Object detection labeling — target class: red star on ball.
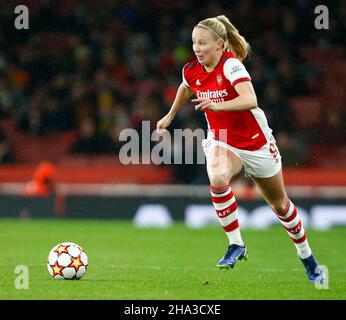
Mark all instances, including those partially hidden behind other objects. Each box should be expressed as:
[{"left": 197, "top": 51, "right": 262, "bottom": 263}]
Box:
[
  {"left": 69, "top": 257, "right": 83, "bottom": 271},
  {"left": 51, "top": 262, "right": 64, "bottom": 276},
  {"left": 54, "top": 244, "right": 69, "bottom": 255}
]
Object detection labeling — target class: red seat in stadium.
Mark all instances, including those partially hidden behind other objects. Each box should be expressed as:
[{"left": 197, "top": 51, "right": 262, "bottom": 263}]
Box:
[{"left": 289, "top": 97, "right": 322, "bottom": 128}]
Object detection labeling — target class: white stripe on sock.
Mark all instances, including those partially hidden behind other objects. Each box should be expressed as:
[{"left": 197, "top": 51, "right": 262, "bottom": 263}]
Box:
[
  {"left": 296, "top": 241, "right": 312, "bottom": 259},
  {"left": 281, "top": 214, "right": 300, "bottom": 229},
  {"left": 210, "top": 188, "right": 231, "bottom": 198},
  {"left": 218, "top": 208, "right": 238, "bottom": 227},
  {"left": 212, "top": 196, "right": 236, "bottom": 211},
  {"left": 226, "top": 229, "right": 244, "bottom": 246}
]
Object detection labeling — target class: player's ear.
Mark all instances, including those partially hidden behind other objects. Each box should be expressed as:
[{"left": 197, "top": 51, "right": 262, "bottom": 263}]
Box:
[{"left": 216, "top": 39, "right": 224, "bottom": 50}]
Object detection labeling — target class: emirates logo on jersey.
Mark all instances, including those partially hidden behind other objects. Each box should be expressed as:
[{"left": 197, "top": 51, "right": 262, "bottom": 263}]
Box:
[
  {"left": 196, "top": 89, "right": 228, "bottom": 103},
  {"left": 196, "top": 89, "right": 228, "bottom": 99},
  {"left": 216, "top": 74, "right": 223, "bottom": 86}
]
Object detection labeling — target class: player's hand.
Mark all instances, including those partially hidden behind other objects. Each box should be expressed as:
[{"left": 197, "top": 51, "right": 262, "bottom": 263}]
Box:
[
  {"left": 191, "top": 98, "right": 219, "bottom": 112},
  {"left": 156, "top": 113, "right": 174, "bottom": 134}
]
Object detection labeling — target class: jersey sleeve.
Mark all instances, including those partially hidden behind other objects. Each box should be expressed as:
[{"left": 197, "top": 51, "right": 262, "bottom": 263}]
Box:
[
  {"left": 223, "top": 58, "right": 251, "bottom": 86},
  {"left": 182, "top": 64, "right": 190, "bottom": 87}
]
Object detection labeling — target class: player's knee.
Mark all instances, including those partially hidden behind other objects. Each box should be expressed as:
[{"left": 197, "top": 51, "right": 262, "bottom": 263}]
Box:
[
  {"left": 270, "top": 197, "right": 289, "bottom": 215},
  {"left": 209, "top": 174, "right": 231, "bottom": 187}
]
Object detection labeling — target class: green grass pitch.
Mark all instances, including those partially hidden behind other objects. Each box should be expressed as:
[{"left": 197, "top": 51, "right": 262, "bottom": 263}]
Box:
[{"left": 0, "top": 219, "right": 345, "bottom": 300}]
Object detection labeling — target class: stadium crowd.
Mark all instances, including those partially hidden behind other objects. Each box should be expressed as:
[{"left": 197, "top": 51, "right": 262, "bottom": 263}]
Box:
[{"left": 0, "top": 0, "right": 345, "bottom": 183}]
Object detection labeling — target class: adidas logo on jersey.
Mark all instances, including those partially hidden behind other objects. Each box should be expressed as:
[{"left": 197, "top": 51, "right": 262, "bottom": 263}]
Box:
[{"left": 196, "top": 79, "right": 201, "bottom": 86}]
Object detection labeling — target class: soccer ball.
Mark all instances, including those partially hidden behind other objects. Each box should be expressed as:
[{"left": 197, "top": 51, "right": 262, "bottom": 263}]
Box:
[{"left": 47, "top": 242, "right": 88, "bottom": 280}]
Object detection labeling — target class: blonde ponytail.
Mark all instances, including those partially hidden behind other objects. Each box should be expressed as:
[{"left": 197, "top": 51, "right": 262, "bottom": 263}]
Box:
[
  {"left": 196, "top": 15, "right": 250, "bottom": 62},
  {"left": 215, "top": 15, "right": 251, "bottom": 61}
]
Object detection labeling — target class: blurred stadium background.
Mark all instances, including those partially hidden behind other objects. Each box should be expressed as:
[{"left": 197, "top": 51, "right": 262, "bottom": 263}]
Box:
[{"left": 0, "top": 0, "right": 345, "bottom": 228}]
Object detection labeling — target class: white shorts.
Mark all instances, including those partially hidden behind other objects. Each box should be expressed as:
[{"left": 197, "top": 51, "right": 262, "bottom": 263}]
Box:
[{"left": 202, "top": 134, "right": 282, "bottom": 179}]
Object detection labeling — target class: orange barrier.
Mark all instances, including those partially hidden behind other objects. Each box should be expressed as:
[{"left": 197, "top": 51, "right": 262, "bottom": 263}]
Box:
[
  {"left": 283, "top": 168, "right": 346, "bottom": 186},
  {"left": 1, "top": 163, "right": 346, "bottom": 186},
  {"left": 0, "top": 162, "right": 172, "bottom": 184}
]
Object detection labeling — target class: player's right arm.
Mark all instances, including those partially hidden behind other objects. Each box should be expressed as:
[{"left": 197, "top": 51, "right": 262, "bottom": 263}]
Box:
[{"left": 156, "top": 82, "right": 193, "bottom": 133}]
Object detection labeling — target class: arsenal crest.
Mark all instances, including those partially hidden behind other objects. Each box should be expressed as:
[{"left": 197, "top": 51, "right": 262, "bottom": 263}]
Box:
[{"left": 216, "top": 74, "right": 223, "bottom": 86}]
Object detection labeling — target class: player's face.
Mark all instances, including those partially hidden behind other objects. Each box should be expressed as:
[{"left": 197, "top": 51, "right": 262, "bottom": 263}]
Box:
[{"left": 192, "top": 27, "right": 222, "bottom": 67}]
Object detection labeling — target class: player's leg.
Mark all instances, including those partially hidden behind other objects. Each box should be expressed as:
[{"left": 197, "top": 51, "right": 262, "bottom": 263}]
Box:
[
  {"left": 251, "top": 169, "right": 311, "bottom": 256},
  {"left": 205, "top": 143, "right": 247, "bottom": 268},
  {"left": 251, "top": 169, "right": 325, "bottom": 282}
]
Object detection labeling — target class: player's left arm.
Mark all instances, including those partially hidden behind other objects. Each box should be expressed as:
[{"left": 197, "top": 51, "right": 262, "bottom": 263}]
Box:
[
  {"left": 192, "top": 81, "right": 258, "bottom": 112},
  {"left": 218, "top": 81, "right": 258, "bottom": 111}
]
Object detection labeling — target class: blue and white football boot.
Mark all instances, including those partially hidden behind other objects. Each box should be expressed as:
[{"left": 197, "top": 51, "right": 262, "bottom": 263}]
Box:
[
  {"left": 300, "top": 254, "right": 325, "bottom": 283},
  {"left": 217, "top": 244, "right": 248, "bottom": 269}
]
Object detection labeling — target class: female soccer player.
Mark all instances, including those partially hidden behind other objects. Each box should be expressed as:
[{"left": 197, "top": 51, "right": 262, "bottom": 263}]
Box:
[{"left": 156, "top": 15, "right": 324, "bottom": 283}]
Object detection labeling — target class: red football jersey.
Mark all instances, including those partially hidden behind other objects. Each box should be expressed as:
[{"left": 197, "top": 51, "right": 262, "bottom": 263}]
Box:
[{"left": 183, "top": 51, "right": 271, "bottom": 151}]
